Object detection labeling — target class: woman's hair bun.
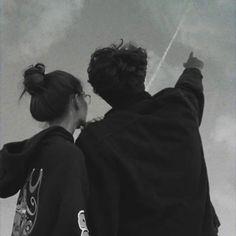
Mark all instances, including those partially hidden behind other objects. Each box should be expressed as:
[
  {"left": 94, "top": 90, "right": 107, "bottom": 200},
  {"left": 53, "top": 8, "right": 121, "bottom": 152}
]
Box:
[
  {"left": 34, "top": 63, "right": 45, "bottom": 74},
  {"left": 23, "top": 63, "right": 46, "bottom": 96}
]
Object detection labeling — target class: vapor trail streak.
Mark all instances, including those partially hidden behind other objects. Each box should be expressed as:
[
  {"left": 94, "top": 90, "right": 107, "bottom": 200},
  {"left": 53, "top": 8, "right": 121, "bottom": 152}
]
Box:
[{"left": 146, "top": 1, "right": 192, "bottom": 91}]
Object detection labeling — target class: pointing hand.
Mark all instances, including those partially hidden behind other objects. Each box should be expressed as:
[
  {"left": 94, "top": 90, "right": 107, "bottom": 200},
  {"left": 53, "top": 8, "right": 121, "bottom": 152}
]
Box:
[{"left": 183, "top": 52, "right": 204, "bottom": 71}]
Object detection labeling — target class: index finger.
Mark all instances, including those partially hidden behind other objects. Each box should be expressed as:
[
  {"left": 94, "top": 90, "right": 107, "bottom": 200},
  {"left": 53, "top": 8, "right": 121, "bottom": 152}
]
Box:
[{"left": 189, "top": 51, "right": 194, "bottom": 58}]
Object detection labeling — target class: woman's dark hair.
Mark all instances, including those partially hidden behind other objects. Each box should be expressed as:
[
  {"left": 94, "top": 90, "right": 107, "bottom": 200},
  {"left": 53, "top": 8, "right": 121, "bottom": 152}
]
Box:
[
  {"left": 20, "top": 63, "right": 83, "bottom": 122},
  {"left": 87, "top": 40, "right": 147, "bottom": 107}
]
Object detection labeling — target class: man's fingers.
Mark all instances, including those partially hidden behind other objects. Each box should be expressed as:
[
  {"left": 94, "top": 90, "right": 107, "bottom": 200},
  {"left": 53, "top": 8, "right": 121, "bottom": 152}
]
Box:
[
  {"left": 189, "top": 51, "right": 194, "bottom": 59},
  {"left": 184, "top": 51, "right": 204, "bottom": 70}
]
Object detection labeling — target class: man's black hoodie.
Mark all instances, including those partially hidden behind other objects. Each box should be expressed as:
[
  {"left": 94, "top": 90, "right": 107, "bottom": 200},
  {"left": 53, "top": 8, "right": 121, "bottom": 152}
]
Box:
[
  {"left": 76, "top": 68, "right": 220, "bottom": 236},
  {"left": 0, "top": 126, "right": 89, "bottom": 236}
]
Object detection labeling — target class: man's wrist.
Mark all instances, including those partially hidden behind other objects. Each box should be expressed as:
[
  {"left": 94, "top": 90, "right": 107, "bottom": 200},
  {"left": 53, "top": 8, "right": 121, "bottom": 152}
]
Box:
[{"left": 183, "top": 67, "right": 203, "bottom": 76}]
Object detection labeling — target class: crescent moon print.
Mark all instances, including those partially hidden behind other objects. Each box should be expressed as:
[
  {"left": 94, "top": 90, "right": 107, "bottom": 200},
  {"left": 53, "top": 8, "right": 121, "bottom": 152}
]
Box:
[
  {"left": 78, "top": 210, "right": 89, "bottom": 236},
  {"left": 11, "top": 169, "right": 43, "bottom": 236}
]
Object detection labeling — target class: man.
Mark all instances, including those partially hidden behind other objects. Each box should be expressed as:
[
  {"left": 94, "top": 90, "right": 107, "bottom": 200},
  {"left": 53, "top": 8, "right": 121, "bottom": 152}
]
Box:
[{"left": 76, "top": 41, "right": 220, "bottom": 236}]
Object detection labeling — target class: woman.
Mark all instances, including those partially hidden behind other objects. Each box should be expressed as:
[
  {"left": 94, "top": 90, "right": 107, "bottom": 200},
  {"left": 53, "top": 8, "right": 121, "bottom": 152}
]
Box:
[{"left": 0, "top": 64, "right": 90, "bottom": 236}]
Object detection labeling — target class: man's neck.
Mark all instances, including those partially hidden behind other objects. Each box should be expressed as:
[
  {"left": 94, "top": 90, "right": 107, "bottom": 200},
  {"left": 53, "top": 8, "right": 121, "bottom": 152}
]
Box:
[{"left": 113, "top": 91, "right": 151, "bottom": 110}]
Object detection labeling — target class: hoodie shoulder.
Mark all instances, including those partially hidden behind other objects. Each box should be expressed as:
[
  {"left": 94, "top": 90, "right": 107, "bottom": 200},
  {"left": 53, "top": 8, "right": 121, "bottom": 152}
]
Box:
[
  {"left": 0, "top": 127, "right": 83, "bottom": 198},
  {"left": 0, "top": 139, "right": 30, "bottom": 198},
  {"left": 47, "top": 134, "right": 85, "bottom": 163}
]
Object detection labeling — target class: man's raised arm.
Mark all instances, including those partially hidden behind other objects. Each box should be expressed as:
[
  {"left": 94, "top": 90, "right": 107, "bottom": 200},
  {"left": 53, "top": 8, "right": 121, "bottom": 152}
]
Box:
[{"left": 175, "top": 52, "right": 204, "bottom": 125}]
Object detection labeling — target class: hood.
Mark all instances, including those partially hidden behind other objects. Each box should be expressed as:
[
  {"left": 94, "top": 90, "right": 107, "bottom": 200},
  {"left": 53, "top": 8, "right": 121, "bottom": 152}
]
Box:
[{"left": 0, "top": 126, "right": 73, "bottom": 198}]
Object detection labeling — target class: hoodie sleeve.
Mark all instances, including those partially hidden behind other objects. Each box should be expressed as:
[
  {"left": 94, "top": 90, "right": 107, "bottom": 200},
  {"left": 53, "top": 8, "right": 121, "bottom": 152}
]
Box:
[
  {"left": 50, "top": 147, "right": 90, "bottom": 236},
  {"left": 175, "top": 68, "right": 204, "bottom": 126},
  {"left": 0, "top": 140, "right": 29, "bottom": 198}
]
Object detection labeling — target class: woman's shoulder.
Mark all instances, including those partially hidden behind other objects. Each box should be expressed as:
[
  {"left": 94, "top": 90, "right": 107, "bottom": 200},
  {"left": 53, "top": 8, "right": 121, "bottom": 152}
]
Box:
[
  {"left": 51, "top": 136, "right": 84, "bottom": 159},
  {"left": 37, "top": 133, "right": 85, "bottom": 169}
]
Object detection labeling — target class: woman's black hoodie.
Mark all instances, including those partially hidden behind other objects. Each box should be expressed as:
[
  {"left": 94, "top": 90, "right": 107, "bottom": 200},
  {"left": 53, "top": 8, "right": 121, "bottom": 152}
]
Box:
[{"left": 0, "top": 126, "right": 89, "bottom": 236}]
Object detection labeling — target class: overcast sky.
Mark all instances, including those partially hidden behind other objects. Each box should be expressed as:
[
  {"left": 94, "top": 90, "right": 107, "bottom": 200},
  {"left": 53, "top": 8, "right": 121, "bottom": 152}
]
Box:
[{"left": 0, "top": 0, "right": 236, "bottom": 235}]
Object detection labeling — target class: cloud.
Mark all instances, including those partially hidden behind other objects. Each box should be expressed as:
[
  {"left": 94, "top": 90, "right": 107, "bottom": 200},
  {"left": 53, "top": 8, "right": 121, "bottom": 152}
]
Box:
[
  {"left": 1, "top": 0, "right": 84, "bottom": 61},
  {"left": 176, "top": 0, "right": 236, "bottom": 77},
  {"left": 138, "top": 0, "right": 236, "bottom": 79},
  {"left": 211, "top": 185, "right": 236, "bottom": 236},
  {"left": 138, "top": 0, "right": 236, "bottom": 93},
  {"left": 137, "top": 0, "right": 189, "bottom": 36},
  {"left": 211, "top": 115, "right": 236, "bottom": 154},
  {"left": 145, "top": 50, "right": 181, "bottom": 92}
]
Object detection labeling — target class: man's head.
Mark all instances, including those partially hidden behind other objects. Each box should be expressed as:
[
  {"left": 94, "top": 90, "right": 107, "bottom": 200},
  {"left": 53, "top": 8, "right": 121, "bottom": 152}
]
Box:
[{"left": 87, "top": 40, "right": 147, "bottom": 108}]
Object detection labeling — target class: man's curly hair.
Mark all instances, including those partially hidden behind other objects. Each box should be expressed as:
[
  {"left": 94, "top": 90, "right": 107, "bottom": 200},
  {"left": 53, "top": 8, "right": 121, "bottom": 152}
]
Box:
[{"left": 87, "top": 40, "right": 147, "bottom": 107}]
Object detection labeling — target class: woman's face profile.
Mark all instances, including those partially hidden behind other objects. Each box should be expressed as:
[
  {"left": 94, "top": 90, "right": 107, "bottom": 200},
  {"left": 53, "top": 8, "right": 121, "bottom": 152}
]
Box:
[{"left": 74, "top": 93, "right": 88, "bottom": 128}]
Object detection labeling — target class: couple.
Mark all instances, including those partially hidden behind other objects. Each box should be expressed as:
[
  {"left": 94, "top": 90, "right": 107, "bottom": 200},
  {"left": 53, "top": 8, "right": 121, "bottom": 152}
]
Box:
[{"left": 0, "top": 41, "right": 220, "bottom": 236}]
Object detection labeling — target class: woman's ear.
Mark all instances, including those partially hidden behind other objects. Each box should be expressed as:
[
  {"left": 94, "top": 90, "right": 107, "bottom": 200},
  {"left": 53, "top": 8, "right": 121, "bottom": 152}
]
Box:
[{"left": 72, "top": 94, "right": 80, "bottom": 110}]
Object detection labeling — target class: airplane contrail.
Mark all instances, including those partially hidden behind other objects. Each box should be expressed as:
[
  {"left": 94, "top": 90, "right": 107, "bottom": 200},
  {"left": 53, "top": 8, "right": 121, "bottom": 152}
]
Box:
[{"left": 146, "top": 1, "right": 193, "bottom": 91}]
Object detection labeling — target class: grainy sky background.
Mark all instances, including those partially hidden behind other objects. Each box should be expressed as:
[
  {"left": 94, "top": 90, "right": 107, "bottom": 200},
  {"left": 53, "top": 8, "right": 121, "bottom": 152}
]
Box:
[{"left": 0, "top": 0, "right": 235, "bottom": 235}]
